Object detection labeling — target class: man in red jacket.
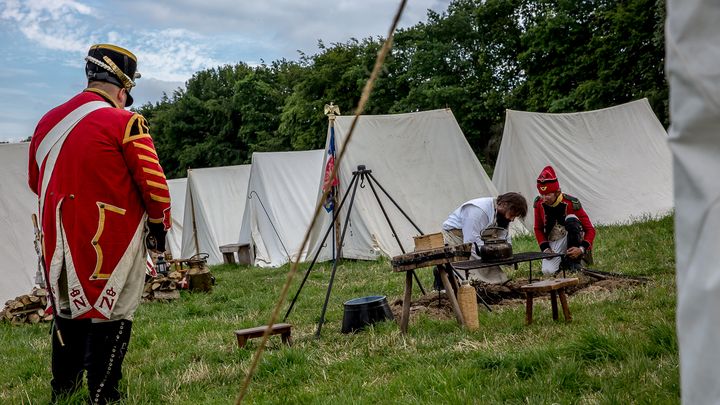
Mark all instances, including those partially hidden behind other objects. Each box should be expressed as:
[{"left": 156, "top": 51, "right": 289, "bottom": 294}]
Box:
[
  {"left": 533, "top": 166, "right": 595, "bottom": 275},
  {"left": 28, "top": 44, "right": 171, "bottom": 404}
]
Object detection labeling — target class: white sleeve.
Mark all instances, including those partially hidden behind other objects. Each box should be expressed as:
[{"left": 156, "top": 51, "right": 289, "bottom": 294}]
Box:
[{"left": 460, "top": 205, "right": 491, "bottom": 247}]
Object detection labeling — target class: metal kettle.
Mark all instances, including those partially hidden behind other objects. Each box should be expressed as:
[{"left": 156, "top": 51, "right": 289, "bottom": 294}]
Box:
[{"left": 479, "top": 226, "right": 513, "bottom": 262}]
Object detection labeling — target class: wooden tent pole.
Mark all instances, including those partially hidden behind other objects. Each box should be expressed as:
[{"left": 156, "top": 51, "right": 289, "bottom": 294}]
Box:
[{"left": 188, "top": 169, "right": 200, "bottom": 256}]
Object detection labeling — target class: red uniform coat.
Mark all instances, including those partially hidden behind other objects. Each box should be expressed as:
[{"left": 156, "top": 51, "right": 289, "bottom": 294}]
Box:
[
  {"left": 533, "top": 193, "right": 595, "bottom": 252},
  {"left": 28, "top": 89, "right": 171, "bottom": 320}
]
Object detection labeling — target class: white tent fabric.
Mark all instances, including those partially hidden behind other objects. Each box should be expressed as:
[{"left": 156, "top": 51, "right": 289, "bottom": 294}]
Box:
[
  {"left": 0, "top": 143, "right": 39, "bottom": 303},
  {"left": 492, "top": 98, "right": 673, "bottom": 230},
  {"left": 239, "top": 150, "right": 325, "bottom": 267},
  {"left": 181, "top": 165, "right": 251, "bottom": 265},
  {"left": 307, "top": 109, "right": 504, "bottom": 261},
  {"left": 166, "top": 178, "right": 186, "bottom": 259},
  {"left": 667, "top": 2, "right": 720, "bottom": 403}
]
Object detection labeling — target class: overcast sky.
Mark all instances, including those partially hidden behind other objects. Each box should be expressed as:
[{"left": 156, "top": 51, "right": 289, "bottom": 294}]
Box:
[{"left": 0, "top": 0, "right": 451, "bottom": 142}]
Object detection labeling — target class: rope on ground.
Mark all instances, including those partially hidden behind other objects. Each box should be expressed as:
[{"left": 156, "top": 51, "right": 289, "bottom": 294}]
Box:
[{"left": 235, "top": 1, "right": 408, "bottom": 402}]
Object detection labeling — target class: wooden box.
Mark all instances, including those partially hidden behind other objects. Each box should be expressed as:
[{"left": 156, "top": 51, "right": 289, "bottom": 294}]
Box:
[{"left": 413, "top": 232, "right": 445, "bottom": 251}]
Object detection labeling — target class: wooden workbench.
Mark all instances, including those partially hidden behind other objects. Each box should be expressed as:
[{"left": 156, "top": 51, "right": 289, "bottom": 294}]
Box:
[{"left": 391, "top": 244, "right": 472, "bottom": 333}]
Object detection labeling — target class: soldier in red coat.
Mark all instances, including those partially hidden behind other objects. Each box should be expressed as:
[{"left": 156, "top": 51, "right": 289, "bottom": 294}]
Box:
[
  {"left": 28, "top": 44, "right": 171, "bottom": 404},
  {"left": 533, "top": 166, "right": 595, "bottom": 275}
]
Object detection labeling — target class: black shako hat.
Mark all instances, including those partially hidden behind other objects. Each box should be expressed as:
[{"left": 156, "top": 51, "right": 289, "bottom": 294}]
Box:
[{"left": 85, "top": 44, "right": 141, "bottom": 106}]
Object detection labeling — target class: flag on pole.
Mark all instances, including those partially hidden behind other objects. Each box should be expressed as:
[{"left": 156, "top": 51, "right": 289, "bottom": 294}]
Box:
[{"left": 322, "top": 125, "right": 338, "bottom": 212}]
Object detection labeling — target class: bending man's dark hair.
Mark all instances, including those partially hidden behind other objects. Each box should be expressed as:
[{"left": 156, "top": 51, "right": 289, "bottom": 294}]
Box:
[{"left": 497, "top": 192, "right": 528, "bottom": 219}]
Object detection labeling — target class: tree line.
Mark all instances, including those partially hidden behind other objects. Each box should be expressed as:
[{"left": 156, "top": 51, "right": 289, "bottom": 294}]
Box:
[{"left": 137, "top": 0, "right": 667, "bottom": 179}]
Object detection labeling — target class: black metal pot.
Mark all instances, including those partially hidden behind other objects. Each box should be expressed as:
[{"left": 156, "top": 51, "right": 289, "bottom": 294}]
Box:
[
  {"left": 479, "top": 226, "right": 513, "bottom": 261},
  {"left": 480, "top": 240, "right": 513, "bottom": 261},
  {"left": 341, "top": 296, "right": 394, "bottom": 333}
]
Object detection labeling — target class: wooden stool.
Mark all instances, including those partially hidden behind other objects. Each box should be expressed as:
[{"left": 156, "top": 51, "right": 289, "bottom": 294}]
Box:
[
  {"left": 219, "top": 243, "right": 251, "bottom": 265},
  {"left": 520, "top": 278, "right": 579, "bottom": 325},
  {"left": 234, "top": 323, "right": 292, "bottom": 348}
]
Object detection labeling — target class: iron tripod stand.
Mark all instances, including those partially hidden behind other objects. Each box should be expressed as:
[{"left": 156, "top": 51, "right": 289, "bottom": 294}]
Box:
[{"left": 284, "top": 165, "right": 427, "bottom": 337}]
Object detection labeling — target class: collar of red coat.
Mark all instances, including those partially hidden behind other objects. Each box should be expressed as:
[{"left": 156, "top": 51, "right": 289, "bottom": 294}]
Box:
[
  {"left": 83, "top": 88, "right": 120, "bottom": 108},
  {"left": 547, "top": 193, "right": 564, "bottom": 208}
]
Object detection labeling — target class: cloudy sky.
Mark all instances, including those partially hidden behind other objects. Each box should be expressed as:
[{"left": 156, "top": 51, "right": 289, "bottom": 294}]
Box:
[{"left": 0, "top": 0, "right": 451, "bottom": 142}]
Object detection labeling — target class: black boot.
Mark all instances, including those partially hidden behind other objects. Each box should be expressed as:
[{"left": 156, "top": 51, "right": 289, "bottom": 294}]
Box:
[
  {"left": 50, "top": 315, "right": 91, "bottom": 402},
  {"left": 86, "top": 320, "right": 132, "bottom": 405}
]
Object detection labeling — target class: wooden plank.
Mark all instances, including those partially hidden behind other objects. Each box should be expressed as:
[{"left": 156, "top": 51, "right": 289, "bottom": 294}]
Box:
[
  {"left": 235, "top": 323, "right": 293, "bottom": 349},
  {"left": 393, "top": 255, "right": 470, "bottom": 272},
  {"left": 234, "top": 323, "right": 292, "bottom": 339},
  {"left": 391, "top": 244, "right": 472, "bottom": 272},
  {"left": 219, "top": 243, "right": 248, "bottom": 253},
  {"left": 520, "top": 277, "right": 579, "bottom": 293}
]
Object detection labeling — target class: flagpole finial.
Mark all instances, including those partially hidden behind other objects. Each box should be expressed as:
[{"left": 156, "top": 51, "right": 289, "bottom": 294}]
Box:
[{"left": 324, "top": 102, "right": 340, "bottom": 119}]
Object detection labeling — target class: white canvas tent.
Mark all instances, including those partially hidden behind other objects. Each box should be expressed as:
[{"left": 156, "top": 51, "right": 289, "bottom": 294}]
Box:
[
  {"left": 0, "top": 143, "right": 39, "bottom": 304},
  {"left": 307, "top": 109, "right": 505, "bottom": 261},
  {"left": 181, "top": 165, "right": 251, "bottom": 265},
  {"left": 239, "top": 150, "right": 325, "bottom": 267},
  {"left": 492, "top": 98, "right": 673, "bottom": 230},
  {"left": 166, "top": 178, "right": 186, "bottom": 259}
]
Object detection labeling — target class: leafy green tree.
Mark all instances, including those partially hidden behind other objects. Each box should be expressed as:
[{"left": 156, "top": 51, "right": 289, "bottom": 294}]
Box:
[
  {"left": 279, "top": 39, "right": 385, "bottom": 151},
  {"left": 139, "top": 0, "right": 668, "bottom": 176},
  {"left": 514, "top": 0, "right": 667, "bottom": 124}
]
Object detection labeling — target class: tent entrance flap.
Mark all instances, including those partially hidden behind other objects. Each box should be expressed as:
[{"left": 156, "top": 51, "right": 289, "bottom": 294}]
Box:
[{"left": 285, "top": 165, "right": 426, "bottom": 337}]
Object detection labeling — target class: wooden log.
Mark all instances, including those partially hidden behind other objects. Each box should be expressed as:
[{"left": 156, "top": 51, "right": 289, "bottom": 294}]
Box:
[
  {"left": 151, "top": 282, "right": 161, "bottom": 291},
  {"left": 187, "top": 268, "right": 213, "bottom": 292},
  {"left": 28, "top": 313, "right": 41, "bottom": 324},
  {"left": 34, "top": 289, "right": 48, "bottom": 297},
  {"left": 29, "top": 296, "right": 40, "bottom": 303},
  {"left": 9, "top": 306, "right": 45, "bottom": 316}
]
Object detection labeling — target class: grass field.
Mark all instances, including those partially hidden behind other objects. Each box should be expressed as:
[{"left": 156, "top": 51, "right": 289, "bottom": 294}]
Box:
[{"left": 0, "top": 215, "right": 678, "bottom": 404}]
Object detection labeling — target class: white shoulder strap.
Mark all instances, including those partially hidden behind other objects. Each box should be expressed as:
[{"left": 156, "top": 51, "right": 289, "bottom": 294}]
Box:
[
  {"left": 37, "top": 100, "right": 111, "bottom": 222},
  {"left": 35, "top": 100, "right": 110, "bottom": 168}
]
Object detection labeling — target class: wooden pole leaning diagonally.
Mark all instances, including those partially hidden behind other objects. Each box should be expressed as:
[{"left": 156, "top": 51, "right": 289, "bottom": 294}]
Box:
[{"left": 235, "top": 1, "right": 409, "bottom": 403}]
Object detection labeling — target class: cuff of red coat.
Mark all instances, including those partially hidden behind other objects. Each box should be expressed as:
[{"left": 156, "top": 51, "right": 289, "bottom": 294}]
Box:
[{"left": 148, "top": 209, "right": 171, "bottom": 230}]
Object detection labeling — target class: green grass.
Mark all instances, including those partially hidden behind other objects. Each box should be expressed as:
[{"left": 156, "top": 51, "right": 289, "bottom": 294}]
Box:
[{"left": 0, "top": 215, "right": 678, "bottom": 404}]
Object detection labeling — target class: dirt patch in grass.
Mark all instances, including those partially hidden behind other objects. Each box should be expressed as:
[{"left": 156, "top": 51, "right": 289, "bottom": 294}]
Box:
[
  {"left": 390, "top": 292, "right": 456, "bottom": 321},
  {"left": 390, "top": 273, "right": 647, "bottom": 321}
]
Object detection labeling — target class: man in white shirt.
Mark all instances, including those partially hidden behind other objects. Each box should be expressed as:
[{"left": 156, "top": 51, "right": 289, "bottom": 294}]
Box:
[{"left": 437, "top": 192, "right": 527, "bottom": 285}]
